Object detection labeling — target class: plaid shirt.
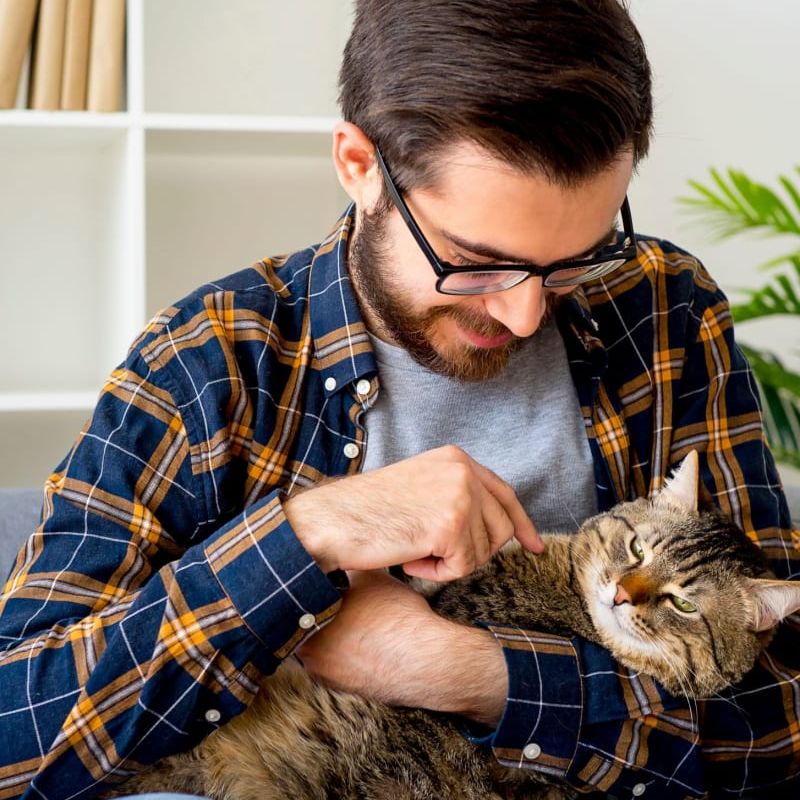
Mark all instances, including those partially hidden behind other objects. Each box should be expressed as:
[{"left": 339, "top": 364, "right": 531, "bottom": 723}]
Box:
[{"left": 0, "top": 208, "right": 798, "bottom": 800}]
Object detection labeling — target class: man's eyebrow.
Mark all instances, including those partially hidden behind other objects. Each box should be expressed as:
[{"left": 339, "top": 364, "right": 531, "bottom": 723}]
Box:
[{"left": 440, "top": 223, "right": 619, "bottom": 265}]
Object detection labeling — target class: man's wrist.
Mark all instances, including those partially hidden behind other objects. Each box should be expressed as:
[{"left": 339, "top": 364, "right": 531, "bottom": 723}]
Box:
[
  {"left": 436, "top": 620, "right": 508, "bottom": 726},
  {"left": 283, "top": 492, "right": 339, "bottom": 574}
]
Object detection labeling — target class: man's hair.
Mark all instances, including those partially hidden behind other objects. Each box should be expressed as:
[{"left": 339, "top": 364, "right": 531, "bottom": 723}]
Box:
[{"left": 339, "top": 0, "right": 653, "bottom": 190}]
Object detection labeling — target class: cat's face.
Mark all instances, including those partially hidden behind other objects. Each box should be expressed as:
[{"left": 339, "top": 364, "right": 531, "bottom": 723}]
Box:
[
  {"left": 574, "top": 497, "right": 763, "bottom": 695},
  {"left": 572, "top": 451, "right": 800, "bottom": 697}
]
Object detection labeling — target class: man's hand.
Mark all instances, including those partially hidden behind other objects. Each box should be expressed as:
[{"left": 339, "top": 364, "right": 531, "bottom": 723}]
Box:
[
  {"left": 285, "top": 445, "right": 542, "bottom": 581},
  {"left": 296, "top": 570, "right": 508, "bottom": 725}
]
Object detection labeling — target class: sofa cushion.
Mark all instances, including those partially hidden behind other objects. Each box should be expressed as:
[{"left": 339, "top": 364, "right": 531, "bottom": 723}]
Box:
[{"left": 0, "top": 488, "right": 42, "bottom": 580}]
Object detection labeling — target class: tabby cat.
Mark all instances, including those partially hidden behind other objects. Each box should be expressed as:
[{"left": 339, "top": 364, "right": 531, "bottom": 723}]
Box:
[{"left": 111, "top": 451, "right": 800, "bottom": 800}]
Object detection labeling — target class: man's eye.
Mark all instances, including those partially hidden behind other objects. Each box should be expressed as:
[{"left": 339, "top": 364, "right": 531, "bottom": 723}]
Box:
[
  {"left": 451, "top": 253, "right": 486, "bottom": 268},
  {"left": 460, "top": 271, "right": 504, "bottom": 282}
]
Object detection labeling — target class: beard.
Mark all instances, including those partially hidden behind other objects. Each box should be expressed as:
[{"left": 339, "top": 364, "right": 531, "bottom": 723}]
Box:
[{"left": 347, "top": 201, "right": 566, "bottom": 382}]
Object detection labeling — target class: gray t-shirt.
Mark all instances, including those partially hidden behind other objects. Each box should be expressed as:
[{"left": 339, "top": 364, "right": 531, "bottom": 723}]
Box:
[{"left": 362, "top": 321, "right": 598, "bottom": 533}]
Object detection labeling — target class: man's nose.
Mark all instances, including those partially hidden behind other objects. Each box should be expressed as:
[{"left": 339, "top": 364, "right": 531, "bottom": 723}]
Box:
[{"left": 482, "top": 277, "right": 548, "bottom": 339}]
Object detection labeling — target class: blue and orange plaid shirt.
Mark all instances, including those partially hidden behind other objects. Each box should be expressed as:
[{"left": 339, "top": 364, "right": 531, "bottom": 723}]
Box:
[{"left": 0, "top": 208, "right": 798, "bottom": 799}]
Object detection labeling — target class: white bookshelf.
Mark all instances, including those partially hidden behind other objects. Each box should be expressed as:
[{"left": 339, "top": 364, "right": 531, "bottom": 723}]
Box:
[{"left": 0, "top": 0, "right": 352, "bottom": 487}]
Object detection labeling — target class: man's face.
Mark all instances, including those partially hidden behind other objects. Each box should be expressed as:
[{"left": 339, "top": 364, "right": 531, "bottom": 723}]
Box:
[{"left": 348, "top": 142, "right": 633, "bottom": 381}]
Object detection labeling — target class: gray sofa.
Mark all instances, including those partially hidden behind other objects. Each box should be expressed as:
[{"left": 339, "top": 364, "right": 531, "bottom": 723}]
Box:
[
  {"left": 2, "top": 485, "right": 800, "bottom": 581},
  {"left": 0, "top": 488, "right": 42, "bottom": 578}
]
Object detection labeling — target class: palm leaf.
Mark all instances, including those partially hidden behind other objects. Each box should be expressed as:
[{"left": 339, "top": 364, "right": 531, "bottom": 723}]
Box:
[
  {"left": 680, "top": 167, "right": 800, "bottom": 468},
  {"left": 730, "top": 257, "right": 800, "bottom": 322},
  {"left": 738, "top": 345, "right": 800, "bottom": 466},
  {"left": 679, "top": 167, "right": 800, "bottom": 242}
]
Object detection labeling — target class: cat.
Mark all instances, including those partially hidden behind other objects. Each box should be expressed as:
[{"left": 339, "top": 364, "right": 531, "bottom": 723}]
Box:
[{"left": 107, "top": 451, "right": 800, "bottom": 800}]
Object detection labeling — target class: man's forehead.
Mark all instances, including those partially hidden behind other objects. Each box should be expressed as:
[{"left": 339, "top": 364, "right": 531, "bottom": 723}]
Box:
[
  {"left": 420, "top": 140, "right": 634, "bottom": 197},
  {"left": 408, "top": 142, "right": 634, "bottom": 264}
]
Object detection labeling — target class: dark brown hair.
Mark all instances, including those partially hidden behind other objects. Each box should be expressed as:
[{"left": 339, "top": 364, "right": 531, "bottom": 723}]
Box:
[{"left": 339, "top": 0, "right": 653, "bottom": 190}]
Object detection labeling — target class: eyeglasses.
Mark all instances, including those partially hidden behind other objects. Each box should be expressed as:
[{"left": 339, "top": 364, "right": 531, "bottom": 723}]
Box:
[{"left": 374, "top": 147, "right": 637, "bottom": 296}]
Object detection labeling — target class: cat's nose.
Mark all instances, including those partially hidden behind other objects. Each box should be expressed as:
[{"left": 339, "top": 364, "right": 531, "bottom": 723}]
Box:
[
  {"left": 617, "top": 573, "right": 654, "bottom": 605},
  {"left": 614, "top": 584, "right": 632, "bottom": 605}
]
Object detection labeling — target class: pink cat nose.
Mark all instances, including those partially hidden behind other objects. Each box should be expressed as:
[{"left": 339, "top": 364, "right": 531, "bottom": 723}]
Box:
[{"left": 614, "top": 584, "right": 632, "bottom": 606}]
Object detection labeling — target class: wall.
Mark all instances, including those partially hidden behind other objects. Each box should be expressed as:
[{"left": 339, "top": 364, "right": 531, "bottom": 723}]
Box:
[{"left": 629, "top": 0, "right": 798, "bottom": 364}]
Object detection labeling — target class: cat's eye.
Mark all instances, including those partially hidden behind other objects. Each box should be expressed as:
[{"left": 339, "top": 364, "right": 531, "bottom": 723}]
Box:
[
  {"left": 670, "top": 595, "right": 697, "bottom": 613},
  {"left": 629, "top": 536, "right": 645, "bottom": 562}
]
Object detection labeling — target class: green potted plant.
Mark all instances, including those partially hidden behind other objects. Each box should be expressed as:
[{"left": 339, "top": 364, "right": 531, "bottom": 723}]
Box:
[{"left": 680, "top": 168, "right": 800, "bottom": 469}]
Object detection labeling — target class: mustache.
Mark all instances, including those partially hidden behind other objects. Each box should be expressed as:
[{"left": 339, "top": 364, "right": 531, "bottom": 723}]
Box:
[
  {"left": 424, "top": 305, "right": 513, "bottom": 339},
  {"left": 422, "top": 291, "right": 567, "bottom": 342}
]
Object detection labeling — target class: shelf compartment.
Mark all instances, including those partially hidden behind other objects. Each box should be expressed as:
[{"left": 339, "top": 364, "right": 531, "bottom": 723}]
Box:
[
  {"left": 145, "top": 127, "right": 348, "bottom": 316},
  {"left": 142, "top": 0, "right": 351, "bottom": 117},
  {"left": 0, "top": 125, "right": 138, "bottom": 394}
]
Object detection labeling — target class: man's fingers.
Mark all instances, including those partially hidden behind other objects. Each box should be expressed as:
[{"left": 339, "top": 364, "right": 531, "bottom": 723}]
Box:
[
  {"left": 477, "top": 482, "right": 515, "bottom": 558},
  {"left": 469, "top": 497, "right": 493, "bottom": 565},
  {"left": 403, "top": 556, "right": 463, "bottom": 582},
  {"left": 470, "top": 459, "right": 544, "bottom": 553}
]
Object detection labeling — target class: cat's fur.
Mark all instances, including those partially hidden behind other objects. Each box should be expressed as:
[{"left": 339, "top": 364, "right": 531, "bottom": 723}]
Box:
[{"left": 109, "top": 452, "right": 800, "bottom": 799}]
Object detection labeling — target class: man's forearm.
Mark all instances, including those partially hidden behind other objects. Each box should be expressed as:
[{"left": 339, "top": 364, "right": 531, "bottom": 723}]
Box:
[
  {"left": 296, "top": 571, "right": 509, "bottom": 723},
  {"left": 426, "top": 620, "right": 508, "bottom": 725}
]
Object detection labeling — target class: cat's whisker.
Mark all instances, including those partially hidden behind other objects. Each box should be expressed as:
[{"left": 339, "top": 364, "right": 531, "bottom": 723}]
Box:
[
  {"left": 637, "top": 628, "right": 700, "bottom": 737},
  {"left": 558, "top": 499, "right": 581, "bottom": 532}
]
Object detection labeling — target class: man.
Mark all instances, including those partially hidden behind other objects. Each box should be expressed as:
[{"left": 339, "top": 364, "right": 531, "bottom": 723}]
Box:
[{"left": 0, "top": 1, "right": 798, "bottom": 798}]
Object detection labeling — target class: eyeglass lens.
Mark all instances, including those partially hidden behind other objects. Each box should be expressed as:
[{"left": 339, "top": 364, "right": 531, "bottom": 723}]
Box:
[{"left": 439, "top": 258, "right": 629, "bottom": 295}]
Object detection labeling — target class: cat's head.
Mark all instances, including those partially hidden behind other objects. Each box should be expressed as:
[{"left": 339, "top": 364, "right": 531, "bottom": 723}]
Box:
[{"left": 573, "top": 451, "right": 800, "bottom": 697}]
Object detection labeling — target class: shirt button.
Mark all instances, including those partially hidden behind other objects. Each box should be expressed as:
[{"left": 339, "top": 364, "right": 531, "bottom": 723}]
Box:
[
  {"left": 355, "top": 379, "right": 371, "bottom": 396},
  {"left": 343, "top": 443, "right": 360, "bottom": 459},
  {"left": 632, "top": 783, "right": 646, "bottom": 797},
  {"left": 523, "top": 743, "right": 542, "bottom": 760},
  {"left": 324, "top": 376, "right": 337, "bottom": 392},
  {"left": 204, "top": 708, "right": 221, "bottom": 723},
  {"left": 298, "top": 613, "right": 316, "bottom": 630}
]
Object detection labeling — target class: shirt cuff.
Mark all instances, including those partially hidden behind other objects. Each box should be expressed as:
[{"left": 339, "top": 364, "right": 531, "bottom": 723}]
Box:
[
  {"left": 464, "top": 622, "right": 583, "bottom": 780},
  {"left": 203, "top": 489, "right": 342, "bottom": 660}
]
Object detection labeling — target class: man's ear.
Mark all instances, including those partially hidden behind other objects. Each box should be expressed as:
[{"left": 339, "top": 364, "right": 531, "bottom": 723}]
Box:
[{"left": 331, "top": 121, "right": 383, "bottom": 209}]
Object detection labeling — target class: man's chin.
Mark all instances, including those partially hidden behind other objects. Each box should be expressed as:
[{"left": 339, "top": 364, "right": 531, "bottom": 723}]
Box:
[{"left": 419, "top": 338, "right": 521, "bottom": 382}]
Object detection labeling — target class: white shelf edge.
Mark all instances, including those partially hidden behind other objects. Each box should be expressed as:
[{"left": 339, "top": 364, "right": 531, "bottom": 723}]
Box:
[
  {"left": 0, "top": 392, "right": 98, "bottom": 413},
  {"left": 142, "top": 112, "right": 339, "bottom": 134},
  {"left": 0, "top": 111, "right": 341, "bottom": 134},
  {"left": 0, "top": 110, "right": 131, "bottom": 128}
]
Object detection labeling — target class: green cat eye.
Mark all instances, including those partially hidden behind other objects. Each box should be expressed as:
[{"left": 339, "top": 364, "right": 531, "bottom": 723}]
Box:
[
  {"left": 670, "top": 595, "right": 697, "bottom": 613},
  {"left": 630, "top": 537, "right": 645, "bottom": 561}
]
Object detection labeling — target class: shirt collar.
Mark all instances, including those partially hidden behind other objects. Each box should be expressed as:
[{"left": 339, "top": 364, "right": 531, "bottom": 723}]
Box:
[
  {"left": 561, "top": 285, "right": 605, "bottom": 352},
  {"left": 308, "top": 205, "right": 379, "bottom": 397}
]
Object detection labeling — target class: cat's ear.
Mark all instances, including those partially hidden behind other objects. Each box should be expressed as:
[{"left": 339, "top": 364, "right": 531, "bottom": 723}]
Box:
[
  {"left": 746, "top": 578, "right": 800, "bottom": 632},
  {"left": 655, "top": 450, "right": 699, "bottom": 513}
]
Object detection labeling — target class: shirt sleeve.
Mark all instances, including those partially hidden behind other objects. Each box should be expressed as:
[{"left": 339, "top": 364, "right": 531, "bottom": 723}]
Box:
[
  {"left": 467, "top": 626, "right": 705, "bottom": 799},
  {"left": 470, "top": 262, "right": 800, "bottom": 798},
  {"left": 0, "top": 351, "right": 342, "bottom": 800}
]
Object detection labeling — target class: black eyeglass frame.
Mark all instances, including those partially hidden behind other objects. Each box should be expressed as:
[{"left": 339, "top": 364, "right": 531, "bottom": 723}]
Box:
[{"left": 374, "top": 147, "right": 637, "bottom": 295}]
